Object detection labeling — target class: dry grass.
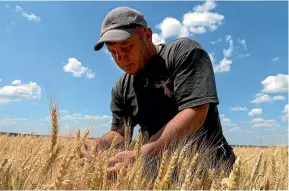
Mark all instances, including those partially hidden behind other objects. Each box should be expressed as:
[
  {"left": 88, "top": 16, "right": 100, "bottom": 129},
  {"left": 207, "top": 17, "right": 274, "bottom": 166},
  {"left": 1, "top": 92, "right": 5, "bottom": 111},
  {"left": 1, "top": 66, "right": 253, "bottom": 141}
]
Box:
[
  {"left": 0, "top": 103, "right": 288, "bottom": 190},
  {"left": 0, "top": 134, "right": 287, "bottom": 190}
]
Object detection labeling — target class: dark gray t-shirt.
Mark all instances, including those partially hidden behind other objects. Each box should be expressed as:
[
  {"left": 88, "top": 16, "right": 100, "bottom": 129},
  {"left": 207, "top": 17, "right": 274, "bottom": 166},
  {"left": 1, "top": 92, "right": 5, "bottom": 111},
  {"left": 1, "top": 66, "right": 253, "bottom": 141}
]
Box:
[{"left": 110, "top": 37, "right": 231, "bottom": 150}]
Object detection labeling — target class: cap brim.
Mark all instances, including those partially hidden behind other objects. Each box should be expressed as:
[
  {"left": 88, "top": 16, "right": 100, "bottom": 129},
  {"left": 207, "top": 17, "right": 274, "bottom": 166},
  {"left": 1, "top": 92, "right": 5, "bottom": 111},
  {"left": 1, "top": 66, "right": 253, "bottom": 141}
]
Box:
[{"left": 94, "top": 28, "right": 134, "bottom": 51}]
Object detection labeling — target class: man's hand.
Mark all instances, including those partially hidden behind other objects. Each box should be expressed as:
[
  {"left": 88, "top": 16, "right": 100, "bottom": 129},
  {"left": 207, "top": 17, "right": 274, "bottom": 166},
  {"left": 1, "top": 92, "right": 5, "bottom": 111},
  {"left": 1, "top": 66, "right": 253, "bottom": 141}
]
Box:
[
  {"left": 79, "top": 139, "right": 101, "bottom": 158},
  {"left": 107, "top": 150, "right": 136, "bottom": 173}
]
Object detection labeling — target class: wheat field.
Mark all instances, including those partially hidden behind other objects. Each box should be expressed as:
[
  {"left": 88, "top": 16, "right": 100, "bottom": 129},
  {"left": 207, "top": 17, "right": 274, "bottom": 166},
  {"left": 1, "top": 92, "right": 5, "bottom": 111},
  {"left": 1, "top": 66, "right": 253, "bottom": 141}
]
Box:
[{"left": 0, "top": 103, "right": 288, "bottom": 190}]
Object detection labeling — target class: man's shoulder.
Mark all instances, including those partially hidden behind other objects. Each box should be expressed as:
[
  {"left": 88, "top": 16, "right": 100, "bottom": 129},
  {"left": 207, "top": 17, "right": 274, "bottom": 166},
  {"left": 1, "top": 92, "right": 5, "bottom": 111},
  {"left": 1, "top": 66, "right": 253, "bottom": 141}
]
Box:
[
  {"left": 112, "top": 73, "right": 131, "bottom": 96},
  {"left": 162, "top": 37, "right": 203, "bottom": 53},
  {"left": 160, "top": 38, "right": 208, "bottom": 73}
]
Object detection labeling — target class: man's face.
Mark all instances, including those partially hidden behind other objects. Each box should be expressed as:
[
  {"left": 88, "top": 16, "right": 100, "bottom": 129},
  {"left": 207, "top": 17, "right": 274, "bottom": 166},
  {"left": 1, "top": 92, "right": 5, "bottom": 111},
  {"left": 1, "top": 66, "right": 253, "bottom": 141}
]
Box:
[{"left": 106, "top": 28, "right": 148, "bottom": 75}]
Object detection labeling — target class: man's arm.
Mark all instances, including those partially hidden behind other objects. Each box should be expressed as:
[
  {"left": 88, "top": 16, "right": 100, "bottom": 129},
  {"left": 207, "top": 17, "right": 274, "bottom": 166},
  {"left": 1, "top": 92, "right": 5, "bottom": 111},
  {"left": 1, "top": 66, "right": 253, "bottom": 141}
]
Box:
[
  {"left": 96, "top": 130, "right": 125, "bottom": 145},
  {"left": 141, "top": 104, "right": 209, "bottom": 156}
]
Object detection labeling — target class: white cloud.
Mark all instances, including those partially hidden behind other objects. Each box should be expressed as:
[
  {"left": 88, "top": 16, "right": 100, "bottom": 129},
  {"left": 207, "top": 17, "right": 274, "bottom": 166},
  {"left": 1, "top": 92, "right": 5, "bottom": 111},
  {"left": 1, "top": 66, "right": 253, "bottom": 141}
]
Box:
[
  {"left": 61, "top": 114, "right": 111, "bottom": 121},
  {"left": 231, "top": 106, "right": 248, "bottom": 111},
  {"left": 152, "top": 0, "right": 224, "bottom": 43},
  {"left": 237, "top": 53, "right": 251, "bottom": 59},
  {"left": 211, "top": 38, "right": 221, "bottom": 45},
  {"left": 83, "top": 115, "right": 111, "bottom": 120},
  {"left": 250, "top": 93, "right": 286, "bottom": 104},
  {"left": 213, "top": 57, "right": 232, "bottom": 72},
  {"left": 272, "top": 57, "right": 279, "bottom": 62},
  {"left": 0, "top": 118, "right": 27, "bottom": 127},
  {"left": 220, "top": 114, "right": 241, "bottom": 132},
  {"left": 251, "top": 93, "right": 271, "bottom": 104},
  {"left": 213, "top": 34, "right": 235, "bottom": 73},
  {"left": 193, "top": 0, "right": 216, "bottom": 12},
  {"left": 223, "top": 35, "right": 233, "bottom": 58},
  {"left": 220, "top": 114, "right": 231, "bottom": 125},
  {"left": 238, "top": 39, "right": 247, "bottom": 51},
  {"left": 152, "top": 33, "right": 165, "bottom": 45},
  {"left": 22, "top": 12, "right": 41, "bottom": 22},
  {"left": 0, "top": 81, "right": 41, "bottom": 104},
  {"left": 86, "top": 70, "right": 95, "bottom": 79},
  {"left": 11, "top": 80, "right": 22, "bottom": 85},
  {"left": 63, "top": 58, "right": 95, "bottom": 79},
  {"left": 229, "top": 126, "right": 241, "bottom": 132},
  {"left": 14, "top": 5, "right": 40, "bottom": 22},
  {"left": 272, "top": 95, "right": 286, "bottom": 101},
  {"left": 189, "top": 26, "right": 206, "bottom": 34},
  {"left": 261, "top": 74, "right": 288, "bottom": 93},
  {"left": 183, "top": 11, "right": 224, "bottom": 33},
  {"left": 59, "top": 109, "right": 68, "bottom": 113},
  {"left": 15, "top": 5, "right": 23, "bottom": 12},
  {"left": 225, "top": 35, "right": 232, "bottom": 42},
  {"left": 251, "top": 117, "right": 279, "bottom": 128},
  {"left": 281, "top": 104, "right": 288, "bottom": 122},
  {"left": 156, "top": 17, "right": 184, "bottom": 39},
  {"left": 248, "top": 108, "right": 262, "bottom": 117}
]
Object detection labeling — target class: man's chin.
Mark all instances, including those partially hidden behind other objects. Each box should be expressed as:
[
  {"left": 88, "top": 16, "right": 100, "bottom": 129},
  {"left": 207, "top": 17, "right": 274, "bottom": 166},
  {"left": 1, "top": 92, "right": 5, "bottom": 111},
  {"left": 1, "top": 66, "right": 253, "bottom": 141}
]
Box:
[{"left": 124, "top": 68, "right": 138, "bottom": 75}]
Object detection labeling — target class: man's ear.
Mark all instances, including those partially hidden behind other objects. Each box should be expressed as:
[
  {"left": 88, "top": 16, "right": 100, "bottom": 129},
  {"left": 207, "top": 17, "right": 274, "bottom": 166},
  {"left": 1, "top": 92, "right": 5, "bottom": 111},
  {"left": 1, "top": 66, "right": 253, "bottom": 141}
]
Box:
[{"left": 144, "top": 27, "right": 153, "bottom": 41}]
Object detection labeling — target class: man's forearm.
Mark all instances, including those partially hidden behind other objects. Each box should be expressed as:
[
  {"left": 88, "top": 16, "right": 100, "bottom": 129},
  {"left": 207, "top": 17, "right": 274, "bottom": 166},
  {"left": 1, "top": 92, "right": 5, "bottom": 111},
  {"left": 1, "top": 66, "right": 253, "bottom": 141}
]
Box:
[
  {"left": 141, "top": 104, "right": 209, "bottom": 156},
  {"left": 97, "top": 130, "right": 124, "bottom": 147}
]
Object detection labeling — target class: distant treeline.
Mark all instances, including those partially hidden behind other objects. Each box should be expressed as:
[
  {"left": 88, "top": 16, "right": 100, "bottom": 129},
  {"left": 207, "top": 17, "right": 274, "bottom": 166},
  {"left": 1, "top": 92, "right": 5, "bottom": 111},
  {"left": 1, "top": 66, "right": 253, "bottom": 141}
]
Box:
[{"left": 0, "top": 131, "right": 287, "bottom": 148}]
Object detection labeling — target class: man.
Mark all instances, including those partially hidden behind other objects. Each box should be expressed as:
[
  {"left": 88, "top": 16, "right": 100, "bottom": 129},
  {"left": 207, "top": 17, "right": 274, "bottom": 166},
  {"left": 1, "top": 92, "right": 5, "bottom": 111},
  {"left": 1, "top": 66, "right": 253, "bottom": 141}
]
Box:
[{"left": 81, "top": 6, "right": 236, "bottom": 174}]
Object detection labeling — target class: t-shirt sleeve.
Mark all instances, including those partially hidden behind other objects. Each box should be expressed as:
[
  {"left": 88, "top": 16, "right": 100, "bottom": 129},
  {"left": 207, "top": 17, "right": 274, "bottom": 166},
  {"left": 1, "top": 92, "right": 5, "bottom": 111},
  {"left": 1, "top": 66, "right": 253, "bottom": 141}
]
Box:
[
  {"left": 110, "top": 86, "right": 124, "bottom": 132},
  {"left": 110, "top": 83, "right": 136, "bottom": 135},
  {"left": 172, "top": 45, "right": 219, "bottom": 111}
]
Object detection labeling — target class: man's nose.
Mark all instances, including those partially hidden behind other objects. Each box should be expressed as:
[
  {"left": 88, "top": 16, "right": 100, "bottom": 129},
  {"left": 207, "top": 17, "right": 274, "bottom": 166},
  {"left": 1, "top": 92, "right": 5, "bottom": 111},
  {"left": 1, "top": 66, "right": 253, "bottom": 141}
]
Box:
[{"left": 114, "top": 49, "right": 126, "bottom": 63}]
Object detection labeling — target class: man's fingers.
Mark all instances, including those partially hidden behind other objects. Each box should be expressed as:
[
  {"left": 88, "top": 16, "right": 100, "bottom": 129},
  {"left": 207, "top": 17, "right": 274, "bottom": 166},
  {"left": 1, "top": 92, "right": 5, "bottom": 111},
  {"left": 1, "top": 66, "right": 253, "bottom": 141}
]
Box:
[
  {"left": 107, "top": 155, "right": 120, "bottom": 167},
  {"left": 107, "top": 162, "right": 125, "bottom": 173}
]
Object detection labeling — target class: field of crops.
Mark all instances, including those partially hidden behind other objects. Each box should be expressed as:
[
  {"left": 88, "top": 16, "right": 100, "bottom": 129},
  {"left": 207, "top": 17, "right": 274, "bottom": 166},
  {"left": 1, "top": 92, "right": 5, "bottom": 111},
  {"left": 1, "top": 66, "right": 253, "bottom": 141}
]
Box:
[{"left": 0, "top": 104, "right": 287, "bottom": 190}]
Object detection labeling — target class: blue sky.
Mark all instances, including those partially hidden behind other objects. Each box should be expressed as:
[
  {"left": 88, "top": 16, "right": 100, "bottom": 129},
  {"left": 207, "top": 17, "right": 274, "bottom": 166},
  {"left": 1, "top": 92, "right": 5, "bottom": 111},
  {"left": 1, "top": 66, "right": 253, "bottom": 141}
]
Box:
[{"left": 0, "top": 1, "right": 288, "bottom": 146}]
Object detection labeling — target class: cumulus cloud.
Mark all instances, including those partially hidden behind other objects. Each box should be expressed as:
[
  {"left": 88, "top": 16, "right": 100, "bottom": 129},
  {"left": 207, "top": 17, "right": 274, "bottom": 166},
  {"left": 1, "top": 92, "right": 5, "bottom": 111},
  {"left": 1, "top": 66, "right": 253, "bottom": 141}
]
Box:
[
  {"left": 11, "top": 80, "right": 22, "bottom": 85},
  {"left": 193, "top": 0, "right": 216, "bottom": 12},
  {"left": 63, "top": 58, "right": 95, "bottom": 79},
  {"left": 223, "top": 35, "right": 233, "bottom": 58},
  {"left": 248, "top": 108, "right": 262, "bottom": 117},
  {"left": 14, "top": 5, "right": 40, "bottom": 22},
  {"left": 261, "top": 74, "right": 288, "bottom": 93},
  {"left": 152, "top": 33, "right": 165, "bottom": 45},
  {"left": 213, "top": 57, "right": 232, "bottom": 72},
  {"left": 213, "top": 35, "right": 234, "bottom": 73},
  {"left": 156, "top": 17, "right": 183, "bottom": 39},
  {"left": 251, "top": 117, "right": 279, "bottom": 128},
  {"left": 0, "top": 81, "right": 41, "bottom": 104},
  {"left": 220, "top": 114, "right": 231, "bottom": 125},
  {"left": 220, "top": 114, "right": 241, "bottom": 132},
  {"left": 251, "top": 93, "right": 286, "bottom": 104},
  {"left": 152, "top": 0, "right": 224, "bottom": 44},
  {"left": 231, "top": 106, "right": 248, "bottom": 111}
]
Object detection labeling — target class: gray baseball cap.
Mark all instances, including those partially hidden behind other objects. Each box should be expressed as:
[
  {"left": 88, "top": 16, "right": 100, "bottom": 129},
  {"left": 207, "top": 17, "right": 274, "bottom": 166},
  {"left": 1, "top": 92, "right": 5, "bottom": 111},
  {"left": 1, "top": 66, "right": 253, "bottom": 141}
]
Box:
[{"left": 94, "top": 6, "right": 148, "bottom": 51}]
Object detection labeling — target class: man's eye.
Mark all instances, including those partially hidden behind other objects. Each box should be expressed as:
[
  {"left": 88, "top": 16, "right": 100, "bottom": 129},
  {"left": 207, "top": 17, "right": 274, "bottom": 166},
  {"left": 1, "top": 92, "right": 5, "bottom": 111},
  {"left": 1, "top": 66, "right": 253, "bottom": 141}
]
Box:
[{"left": 122, "top": 45, "right": 132, "bottom": 52}]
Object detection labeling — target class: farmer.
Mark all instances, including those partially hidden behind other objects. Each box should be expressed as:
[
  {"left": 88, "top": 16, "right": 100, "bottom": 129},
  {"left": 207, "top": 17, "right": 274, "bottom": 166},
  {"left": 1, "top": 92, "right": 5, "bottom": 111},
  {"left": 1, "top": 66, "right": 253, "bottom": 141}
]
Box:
[{"left": 81, "top": 6, "right": 236, "bottom": 174}]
